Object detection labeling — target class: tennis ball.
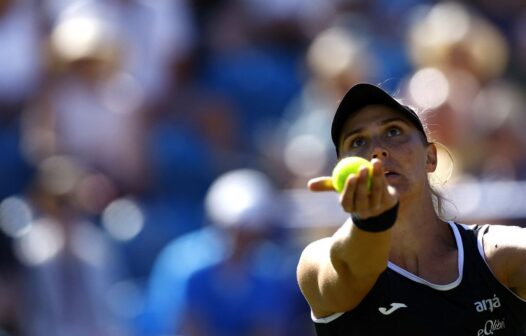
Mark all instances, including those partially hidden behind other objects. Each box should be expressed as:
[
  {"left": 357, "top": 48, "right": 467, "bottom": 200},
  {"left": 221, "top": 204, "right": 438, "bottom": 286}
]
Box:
[{"left": 332, "top": 156, "right": 373, "bottom": 193}]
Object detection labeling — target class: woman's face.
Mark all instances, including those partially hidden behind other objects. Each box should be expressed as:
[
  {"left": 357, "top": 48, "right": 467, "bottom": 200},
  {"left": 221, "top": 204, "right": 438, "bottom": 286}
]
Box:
[{"left": 338, "top": 105, "right": 437, "bottom": 198}]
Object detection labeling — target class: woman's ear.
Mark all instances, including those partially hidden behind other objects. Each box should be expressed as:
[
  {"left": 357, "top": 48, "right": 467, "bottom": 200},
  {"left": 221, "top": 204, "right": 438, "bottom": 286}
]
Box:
[{"left": 425, "top": 143, "right": 438, "bottom": 173}]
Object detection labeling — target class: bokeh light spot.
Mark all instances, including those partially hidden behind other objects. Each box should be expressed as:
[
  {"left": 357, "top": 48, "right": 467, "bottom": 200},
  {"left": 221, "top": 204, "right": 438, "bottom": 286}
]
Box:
[
  {"left": 0, "top": 197, "right": 33, "bottom": 238},
  {"left": 102, "top": 198, "right": 144, "bottom": 241}
]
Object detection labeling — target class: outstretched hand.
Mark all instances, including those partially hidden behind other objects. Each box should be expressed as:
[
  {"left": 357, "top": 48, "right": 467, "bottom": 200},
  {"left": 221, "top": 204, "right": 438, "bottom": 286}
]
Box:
[{"left": 307, "top": 159, "right": 398, "bottom": 219}]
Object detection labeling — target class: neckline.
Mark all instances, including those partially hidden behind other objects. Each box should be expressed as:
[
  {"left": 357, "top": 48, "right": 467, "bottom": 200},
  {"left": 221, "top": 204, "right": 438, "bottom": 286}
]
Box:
[{"left": 387, "top": 221, "right": 464, "bottom": 291}]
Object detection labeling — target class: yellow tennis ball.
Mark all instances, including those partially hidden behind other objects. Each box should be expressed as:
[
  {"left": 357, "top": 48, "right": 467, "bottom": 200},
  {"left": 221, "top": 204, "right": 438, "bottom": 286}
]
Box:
[{"left": 332, "top": 156, "right": 373, "bottom": 193}]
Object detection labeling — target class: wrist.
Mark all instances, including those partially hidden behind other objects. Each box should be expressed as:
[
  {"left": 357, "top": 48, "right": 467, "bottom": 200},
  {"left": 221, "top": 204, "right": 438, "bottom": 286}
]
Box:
[{"left": 351, "top": 202, "right": 399, "bottom": 233}]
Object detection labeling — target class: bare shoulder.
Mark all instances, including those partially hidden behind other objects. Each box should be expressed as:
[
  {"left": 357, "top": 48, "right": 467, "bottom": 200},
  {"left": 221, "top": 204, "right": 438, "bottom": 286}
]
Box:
[
  {"left": 481, "top": 224, "right": 526, "bottom": 299},
  {"left": 482, "top": 224, "right": 526, "bottom": 259},
  {"left": 296, "top": 220, "right": 354, "bottom": 292},
  {"left": 296, "top": 237, "right": 334, "bottom": 315},
  {"left": 296, "top": 237, "right": 332, "bottom": 293},
  {"left": 296, "top": 220, "right": 354, "bottom": 285}
]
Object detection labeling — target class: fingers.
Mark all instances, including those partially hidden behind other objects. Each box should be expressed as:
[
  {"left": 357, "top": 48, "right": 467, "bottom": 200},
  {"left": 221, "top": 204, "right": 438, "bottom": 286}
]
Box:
[
  {"left": 339, "top": 174, "right": 358, "bottom": 213},
  {"left": 307, "top": 176, "right": 335, "bottom": 192},
  {"left": 339, "top": 158, "right": 397, "bottom": 219},
  {"left": 308, "top": 159, "right": 399, "bottom": 218},
  {"left": 353, "top": 167, "right": 371, "bottom": 214},
  {"left": 369, "top": 159, "right": 385, "bottom": 212}
]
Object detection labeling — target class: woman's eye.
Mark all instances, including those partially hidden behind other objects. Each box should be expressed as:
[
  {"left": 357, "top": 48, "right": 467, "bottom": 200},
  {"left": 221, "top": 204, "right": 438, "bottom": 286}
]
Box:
[
  {"left": 351, "top": 138, "right": 366, "bottom": 148},
  {"left": 387, "top": 127, "right": 401, "bottom": 137}
]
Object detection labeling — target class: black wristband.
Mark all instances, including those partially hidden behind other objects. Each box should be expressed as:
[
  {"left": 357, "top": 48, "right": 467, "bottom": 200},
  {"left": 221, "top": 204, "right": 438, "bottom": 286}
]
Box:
[{"left": 351, "top": 202, "right": 399, "bottom": 233}]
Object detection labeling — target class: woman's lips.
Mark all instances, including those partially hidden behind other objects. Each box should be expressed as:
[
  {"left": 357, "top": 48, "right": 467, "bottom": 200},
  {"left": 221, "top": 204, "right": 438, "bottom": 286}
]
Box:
[{"left": 384, "top": 171, "right": 400, "bottom": 179}]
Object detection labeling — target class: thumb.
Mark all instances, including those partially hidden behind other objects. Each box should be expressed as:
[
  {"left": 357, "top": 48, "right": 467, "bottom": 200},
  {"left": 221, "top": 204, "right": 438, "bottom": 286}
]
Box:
[{"left": 307, "top": 176, "right": 335, "bottom": 192}]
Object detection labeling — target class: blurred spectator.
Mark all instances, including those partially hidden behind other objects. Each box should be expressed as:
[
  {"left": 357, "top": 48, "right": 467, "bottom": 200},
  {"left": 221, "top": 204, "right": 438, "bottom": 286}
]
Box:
[
  {"left": 407, "top": 2, "right": 509, "bottom": 86},
  {"left": 511, "top": 11, "right": 526, "bottom": 84},
  {"left": 22, "top": 12, "right": 148, "bottom": 193},
  {"left": 7, "top": 155, "right": 128, "bottom": 335},
  {"left": 141, "top": 169, "right": 309, "bottom": 335},
  {"left": 179, "top": 169, "right": 299, "bottom": 336},
  {"left": 0, "top": 98, "right": 34, "bottom": 201},
  {"left": 194, "top": 0, "right": 304, "bottom": 152},
  {"left": 271, "top": 19, "right": 382, "bottom": 188},
  {"left": 137, "top": 219, "right": 227, "bottom": 335},
  {"left": 465, "top": 80, "right": 526, "bottom": 180},
  {"left": 40, "top": 0, "right": 196, "bottom": 103},
  {"left": 0, "top": 231, "right": 23, "bottom": 335},
  {"left": 0, "top": 0, "right": 41, "bottom": 198},
  {"left": 0, "top": 0, "right": 43, "bottom": 110},
  {"left": 134, "top": 86, "right": 242, "bottom": 279},
  {"left": 402, "top": 2, "right": 526, "bottom": 183}
]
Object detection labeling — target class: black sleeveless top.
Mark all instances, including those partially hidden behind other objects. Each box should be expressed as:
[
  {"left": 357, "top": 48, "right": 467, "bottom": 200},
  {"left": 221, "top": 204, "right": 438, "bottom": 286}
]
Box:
[{"left": 313, "top": 222, "right": 526, "bottom": 335}]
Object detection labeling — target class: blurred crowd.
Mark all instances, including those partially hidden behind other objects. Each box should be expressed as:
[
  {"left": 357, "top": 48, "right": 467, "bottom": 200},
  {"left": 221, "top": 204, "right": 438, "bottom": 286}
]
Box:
[{"left": 1, "top": 0, "right": 526, "bottom": 335}]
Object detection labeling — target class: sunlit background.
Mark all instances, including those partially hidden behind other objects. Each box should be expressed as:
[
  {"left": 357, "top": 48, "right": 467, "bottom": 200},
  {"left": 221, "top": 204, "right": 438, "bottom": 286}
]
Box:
[{"left": 0, "top": 0, "right": 525, "bottom": 335}]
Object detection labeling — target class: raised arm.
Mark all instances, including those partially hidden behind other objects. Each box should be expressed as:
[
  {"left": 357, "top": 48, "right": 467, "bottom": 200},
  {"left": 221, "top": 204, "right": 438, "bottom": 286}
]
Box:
[
  {"left": 296, "top": 160, "right": 399, "bottom": 318},
  {"left": 482, "top": 225, "right": 526, "bottom": 300}
]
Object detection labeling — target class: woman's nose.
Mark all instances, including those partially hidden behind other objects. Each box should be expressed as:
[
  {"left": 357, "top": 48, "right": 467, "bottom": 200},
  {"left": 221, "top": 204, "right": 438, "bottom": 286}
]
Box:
[{"left": 371, "top": 146, "right": 388, "bottom": 159}]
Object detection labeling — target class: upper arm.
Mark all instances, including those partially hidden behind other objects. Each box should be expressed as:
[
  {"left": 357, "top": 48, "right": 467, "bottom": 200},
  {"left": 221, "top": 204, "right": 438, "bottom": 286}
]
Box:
[
  {"left": 482, "top": 224, "right": 526, "bottom": 299},
  {"left": 296, "top": 236, "right": 380, "bottom": 318}
]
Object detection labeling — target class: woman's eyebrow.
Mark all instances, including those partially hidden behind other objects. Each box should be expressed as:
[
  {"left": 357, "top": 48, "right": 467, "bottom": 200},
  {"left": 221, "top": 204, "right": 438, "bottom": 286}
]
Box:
[
  {"left": 341, "top": 127, "right": 364, "bottom": 143},
  {"left": 342, "top": 117, "right": 409, "bottom": 140},
  {"left": 380, "top": 117, "right": 409, "bottom": 126}
]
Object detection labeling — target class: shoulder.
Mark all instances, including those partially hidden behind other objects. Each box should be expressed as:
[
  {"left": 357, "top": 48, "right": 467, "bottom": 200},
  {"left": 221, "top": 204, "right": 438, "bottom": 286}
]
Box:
[
  {"left": 297, "top": 238, "right": 332, "bottom": 282},
  {"left": 481, "top": 224, "right": 526, "bottom": 262},
  {"left": 297, "top": 237, "right": 340, "bottom": 317},
  {"left": 300, "top": 237, "right": 332, "bottom": 258},
  {"left": 479, "top": 224, "right": 526, "bottom": 298},
  {"left": 455, "top": 222, "right": 525, "bottom": 252}
]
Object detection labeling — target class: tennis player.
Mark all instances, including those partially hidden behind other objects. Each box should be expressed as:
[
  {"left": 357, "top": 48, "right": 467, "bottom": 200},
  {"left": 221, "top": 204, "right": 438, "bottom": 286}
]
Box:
[{"left": 296, "top": 83, "right": 526, "bottom": 335}]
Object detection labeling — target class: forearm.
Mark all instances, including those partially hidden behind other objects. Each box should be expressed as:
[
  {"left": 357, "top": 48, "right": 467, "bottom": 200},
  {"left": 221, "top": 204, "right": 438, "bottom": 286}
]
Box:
[
  {"left": 300, "top": 160, "right": 399, "bottom": 315},
  {"left": 297, "top": 214, "right": 395, "bottom": 316}
]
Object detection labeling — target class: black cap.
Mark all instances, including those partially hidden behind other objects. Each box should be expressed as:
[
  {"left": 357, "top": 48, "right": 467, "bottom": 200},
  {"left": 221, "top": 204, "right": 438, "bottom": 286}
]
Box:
[{"left": 331, "top": 83, "right": 427, "bottom": 155}]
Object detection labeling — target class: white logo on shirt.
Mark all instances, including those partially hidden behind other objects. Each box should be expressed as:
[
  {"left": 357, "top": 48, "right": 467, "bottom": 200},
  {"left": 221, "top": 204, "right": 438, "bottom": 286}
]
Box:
[
  {"left": 474, "top": 295, "right": 501, "bottom": 313},
  {"left": 378, "top": 303, "right": 407, "bottom": 315},
  {"left": 477, "top": 318, "right": 505, "bottom": 335}
]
